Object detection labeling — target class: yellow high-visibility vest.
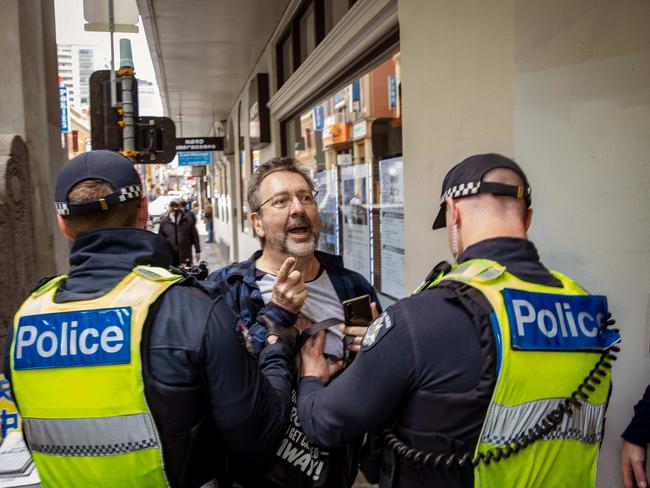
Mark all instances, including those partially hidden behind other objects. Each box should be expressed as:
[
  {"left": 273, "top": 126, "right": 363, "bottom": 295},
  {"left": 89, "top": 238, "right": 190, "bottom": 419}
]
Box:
[
  {"left": 432, "top": 258, "right": 619, "bottom": 488},
  {"left": 10, "top": 266, "right": 181, "bottom": 488}
]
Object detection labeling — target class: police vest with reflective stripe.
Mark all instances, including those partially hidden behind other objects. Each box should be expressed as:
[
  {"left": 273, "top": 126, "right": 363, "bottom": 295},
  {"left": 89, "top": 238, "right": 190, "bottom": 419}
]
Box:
[
  {"left": 432, "top": 259, "right": 619, "bottom": 488},
  {"left": 10, "top": 266, "right": 181, "bottom": 488}
]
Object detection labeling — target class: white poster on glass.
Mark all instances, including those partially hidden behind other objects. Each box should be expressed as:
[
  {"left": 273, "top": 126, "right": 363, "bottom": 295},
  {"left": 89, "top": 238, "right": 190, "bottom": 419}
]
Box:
[
  {"left": 341, "top": 164, "right": 371, "bottom": 282},
  {"left": 379, "top": 157, "right": 405, "bottom": 298}
]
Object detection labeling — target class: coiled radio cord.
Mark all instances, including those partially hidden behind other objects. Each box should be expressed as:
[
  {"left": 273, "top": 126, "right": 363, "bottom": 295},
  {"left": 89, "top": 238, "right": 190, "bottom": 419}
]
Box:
[{"left": 382, "top": 320, "right": 620, "bottom": 469}]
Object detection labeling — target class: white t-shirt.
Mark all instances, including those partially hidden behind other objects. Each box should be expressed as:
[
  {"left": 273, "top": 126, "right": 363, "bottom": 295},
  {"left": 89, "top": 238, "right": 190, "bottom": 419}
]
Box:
[{"left": 257, "top": 267, "right": 346, "bottom": 358}]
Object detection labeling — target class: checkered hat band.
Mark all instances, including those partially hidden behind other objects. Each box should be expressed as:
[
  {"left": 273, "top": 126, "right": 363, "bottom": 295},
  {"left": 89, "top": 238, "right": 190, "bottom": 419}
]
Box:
[
  {"left": 54, "top": 184, "right": 143, "bottom": 216},
  {"left": 439, "top": 181, "right": 531, "bottom": 204},
  {"left": 118, "top": 184, "right": 143, "bottom": 202},
  {"left": 439, "top": 181, "right": 482, "bottom": 203}
]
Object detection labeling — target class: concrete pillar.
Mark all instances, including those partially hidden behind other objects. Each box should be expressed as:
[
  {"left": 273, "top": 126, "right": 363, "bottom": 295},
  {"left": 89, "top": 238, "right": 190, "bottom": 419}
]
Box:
[
  {"left": 398, "top": 0, "right": 515, "bottom": 291},
  {"left": 0, "top": 0, "right": 68, "bottom": 367}
]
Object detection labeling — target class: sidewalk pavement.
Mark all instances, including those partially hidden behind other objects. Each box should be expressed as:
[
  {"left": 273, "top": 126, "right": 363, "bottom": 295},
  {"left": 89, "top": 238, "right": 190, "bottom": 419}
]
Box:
[{"left": 196, "top": 221, "right": 229, "bottom": 273}]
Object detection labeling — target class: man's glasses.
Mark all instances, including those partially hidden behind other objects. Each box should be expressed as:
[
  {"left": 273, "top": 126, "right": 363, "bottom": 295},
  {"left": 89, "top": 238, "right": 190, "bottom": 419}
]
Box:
[{"left": 254, "top": 190, "right": 319, "bottom": 212}]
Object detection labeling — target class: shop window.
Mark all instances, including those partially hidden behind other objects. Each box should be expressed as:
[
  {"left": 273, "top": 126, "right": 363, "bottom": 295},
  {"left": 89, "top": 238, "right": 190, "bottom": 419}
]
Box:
[
  {"left": 280, "top": 47, "right": 404, "bottom": 298},
  {"left": 276, "top": 0, "right": 358, "bottom": 89},
  {"left": 299, "top": 2, "right": 316, "bottom": 63},
  {"left": 278, "top": 32, "right": 294, "bottom": 87},
  {"left": 324, "top": 0, "right": 349, "bottom": 36}
]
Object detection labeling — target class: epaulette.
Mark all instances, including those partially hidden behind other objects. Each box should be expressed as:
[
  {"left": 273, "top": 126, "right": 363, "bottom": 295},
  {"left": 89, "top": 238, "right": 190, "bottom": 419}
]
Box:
[
  {"left": 413, "top": 260, "right": 452, "bottom": 294},
  {"left": 30, "top": 275, "right": 58, "bottom": 294}
]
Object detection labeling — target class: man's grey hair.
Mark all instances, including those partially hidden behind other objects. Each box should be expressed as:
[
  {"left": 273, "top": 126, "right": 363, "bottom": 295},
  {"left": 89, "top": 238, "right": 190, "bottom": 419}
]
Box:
[{"left": 247, "top": 157, "right": 314, "bottom": 214}]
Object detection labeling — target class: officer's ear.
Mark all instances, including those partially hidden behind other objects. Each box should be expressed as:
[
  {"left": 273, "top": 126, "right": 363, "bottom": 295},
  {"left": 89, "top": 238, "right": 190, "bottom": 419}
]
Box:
[
  {"left": 445, "top": 196, "right": 460, "bottom": 226},
  {"left": 57, "top": 215, "right": 77, "bottom": 241},
  {"left": 524, "top": 207, "right": 533, "bottom": 231},
  {"left": 135, "top": 197, "right": 149, "bottom": 228}
]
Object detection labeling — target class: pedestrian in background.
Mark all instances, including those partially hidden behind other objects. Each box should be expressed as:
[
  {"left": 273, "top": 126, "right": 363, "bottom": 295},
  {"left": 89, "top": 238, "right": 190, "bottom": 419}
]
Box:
[
  {"left": 190, "top": 201, "right": 199, "bottom": 227},
  {"left": 203, "top": 200, "right": 214, "bottom": 243},
  {"left": 158, "top": 200, "right": 201, "bottom": 265}
]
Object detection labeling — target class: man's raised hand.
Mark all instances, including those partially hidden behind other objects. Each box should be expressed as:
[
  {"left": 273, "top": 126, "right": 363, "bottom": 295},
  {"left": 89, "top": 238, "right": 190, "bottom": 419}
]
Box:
[{"left": 272, "top": 256, "right": 307, "bottom": 314}]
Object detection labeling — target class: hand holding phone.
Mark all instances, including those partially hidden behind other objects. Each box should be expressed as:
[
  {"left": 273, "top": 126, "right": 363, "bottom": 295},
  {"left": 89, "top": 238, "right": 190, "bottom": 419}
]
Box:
[
  {"left": 342, "top": 294, "right": 373, "bottom": 326},
  {"left": 342, "top": 295, "right": 376, "bottom": 353}
]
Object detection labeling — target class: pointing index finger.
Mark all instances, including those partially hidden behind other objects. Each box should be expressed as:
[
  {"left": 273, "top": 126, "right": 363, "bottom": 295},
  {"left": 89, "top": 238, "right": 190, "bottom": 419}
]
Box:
[{"left": 277, "top": 257, "right": 296, "bottom": 283}]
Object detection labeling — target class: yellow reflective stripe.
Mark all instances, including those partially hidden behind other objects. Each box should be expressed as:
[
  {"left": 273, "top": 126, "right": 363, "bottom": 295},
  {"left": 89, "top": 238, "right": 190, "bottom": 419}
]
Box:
[
  {"left": 24, "top": 414, "right": 159, "bottom": 456},
  {"left": 32, "top": 275, "right": 68, "bottom": 298},
  {"left": 480, "top": 398, "right": 605, "bottom": 446}
]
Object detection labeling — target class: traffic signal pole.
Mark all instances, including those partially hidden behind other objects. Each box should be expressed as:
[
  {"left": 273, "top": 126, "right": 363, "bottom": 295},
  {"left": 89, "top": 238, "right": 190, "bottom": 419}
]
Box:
[
  {"left": 118, "top": 39, "right": 137, "bottom": 160},
  {"left": 108, "top": 0, "right": 118, "bottom": 108}
]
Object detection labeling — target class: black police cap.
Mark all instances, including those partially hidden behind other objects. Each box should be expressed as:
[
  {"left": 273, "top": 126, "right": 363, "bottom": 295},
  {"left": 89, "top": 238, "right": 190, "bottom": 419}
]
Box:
[
  {"left": 432, "top": 153, "right": 531, "bottom": 229},
  {"left": 54, "top": 150, "right": 143, "bottom": 216}
]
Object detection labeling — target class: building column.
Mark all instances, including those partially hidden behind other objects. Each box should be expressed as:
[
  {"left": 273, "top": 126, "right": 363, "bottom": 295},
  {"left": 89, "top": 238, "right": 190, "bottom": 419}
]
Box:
[{"left": 0, "top": 0, "right": 68, "bottom": 366}]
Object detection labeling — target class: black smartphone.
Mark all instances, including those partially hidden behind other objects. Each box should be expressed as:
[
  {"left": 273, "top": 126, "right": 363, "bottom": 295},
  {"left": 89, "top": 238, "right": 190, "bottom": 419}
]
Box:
[{"left": 342, "top": 294, "right": 373, "bottom": 326}]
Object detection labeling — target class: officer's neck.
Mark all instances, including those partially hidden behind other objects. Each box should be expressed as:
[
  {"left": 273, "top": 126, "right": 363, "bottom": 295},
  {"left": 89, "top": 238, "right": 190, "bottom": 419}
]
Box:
[
  {"left": 460, "top": 225, "right": 528, "bottom": 256},
  {"left": 256, "top": 248, "right": 320, "bottom": 281}
]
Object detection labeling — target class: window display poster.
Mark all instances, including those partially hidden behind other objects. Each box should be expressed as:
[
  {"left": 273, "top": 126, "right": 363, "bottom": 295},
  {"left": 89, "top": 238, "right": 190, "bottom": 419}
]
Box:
[
  {"left": 341, "top": 164, "right": 371, "bottom": 282},
  {"left": 379, "top": 157, "right": 405, "bottom": 298},
  {"left": 316, "top": 169, "right": 339, "bottom": 255}
]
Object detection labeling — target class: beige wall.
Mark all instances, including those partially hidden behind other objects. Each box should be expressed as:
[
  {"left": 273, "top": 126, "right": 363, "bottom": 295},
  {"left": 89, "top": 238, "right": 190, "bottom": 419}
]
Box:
[
  {"left": 398, "top": 0, "right": 515, "bottom": 291},
  {"left": 514, "top": 1, "right": 650, "bottom": 485},
  {"left": 400, "top": 0, "right": 650, "bottom": 485}
]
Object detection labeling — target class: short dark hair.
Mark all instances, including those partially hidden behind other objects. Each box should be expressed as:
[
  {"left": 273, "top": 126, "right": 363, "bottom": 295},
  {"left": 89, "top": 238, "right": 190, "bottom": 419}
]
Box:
[
  {"left": 63, "top": 179, "right": 141, "bottom": 235},
  {"left": 247, "top": 157, "right": 314, "bottom": 214}
]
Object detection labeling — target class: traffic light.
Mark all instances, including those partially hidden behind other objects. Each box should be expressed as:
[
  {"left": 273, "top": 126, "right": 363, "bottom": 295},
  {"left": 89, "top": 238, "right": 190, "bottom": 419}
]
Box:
[
  {"left": 89, "top": 70, "right": 139, "bottom": 151},
  {"left": 89, "top": 70, "right": 176, "bottom": 164}
]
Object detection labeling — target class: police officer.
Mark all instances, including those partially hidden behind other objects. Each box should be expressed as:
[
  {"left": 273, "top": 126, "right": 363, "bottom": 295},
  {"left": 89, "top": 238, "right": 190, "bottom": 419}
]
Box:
[
  {"left": 298, "top": 153, "right": 621, "bottom": 487},
  {"left": 3, "top": 150, "right": 295, "bottom": 487}
]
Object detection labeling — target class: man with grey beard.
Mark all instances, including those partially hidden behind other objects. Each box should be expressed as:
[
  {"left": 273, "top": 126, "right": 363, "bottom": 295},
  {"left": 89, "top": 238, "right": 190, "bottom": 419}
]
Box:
[{"left": 207, "top": 157, "right": 380, "bottom": 488}]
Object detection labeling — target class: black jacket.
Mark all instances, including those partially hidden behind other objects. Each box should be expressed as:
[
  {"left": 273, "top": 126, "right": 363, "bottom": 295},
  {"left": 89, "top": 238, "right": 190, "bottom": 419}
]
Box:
[
  {"left": 297, "top": 237, "right": 563, "bottom": 488},
  {"left": 4, "top": 228, "right": 294, "bottom": 487},
  {"left": 622, "top": 384, "right": 650, "bottom": 447},
  {"left": 159, "top": 210, "right": 200, "bottom": 265}
]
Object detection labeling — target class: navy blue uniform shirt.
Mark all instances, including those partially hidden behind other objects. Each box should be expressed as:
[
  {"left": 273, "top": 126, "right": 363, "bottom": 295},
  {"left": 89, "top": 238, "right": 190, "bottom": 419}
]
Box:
[{"left": 298, "top": 237, "right": 562, "bottom": 448}]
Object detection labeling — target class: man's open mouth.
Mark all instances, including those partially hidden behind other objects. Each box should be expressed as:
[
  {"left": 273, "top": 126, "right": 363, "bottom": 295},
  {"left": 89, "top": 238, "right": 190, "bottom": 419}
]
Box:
[{"left": 287, "top": 226, "right": 310, "bottom": 235}]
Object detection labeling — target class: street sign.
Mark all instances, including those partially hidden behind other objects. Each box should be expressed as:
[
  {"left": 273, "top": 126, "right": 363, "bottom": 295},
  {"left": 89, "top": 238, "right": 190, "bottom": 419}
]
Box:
[
  {"left": 175, "top": 137, "right": 223, "bottom": 152},
  {"left": 388, "top": 75, "right": 397, "bottom": 111},
  {"left": 178, "top": 151, "right": 211, "bottom": 166},
  {"left": 312, "top": 105, "right": 324, "bottom": 131},
  {"left": 59, "top": 86, "right": 70, "bottom": 134},
  {"left": 83, "top": 0, "right": 139, "bottom": 32}
]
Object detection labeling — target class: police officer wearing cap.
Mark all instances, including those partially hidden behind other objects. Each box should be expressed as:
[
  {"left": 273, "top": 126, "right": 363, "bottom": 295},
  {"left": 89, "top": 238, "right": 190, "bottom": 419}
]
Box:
[
  {"left": 298, "top": 153, "right": 621, "bottom": 487},
  {"left": 3, "top": 150, "right": 296, "bottom": 487}
]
